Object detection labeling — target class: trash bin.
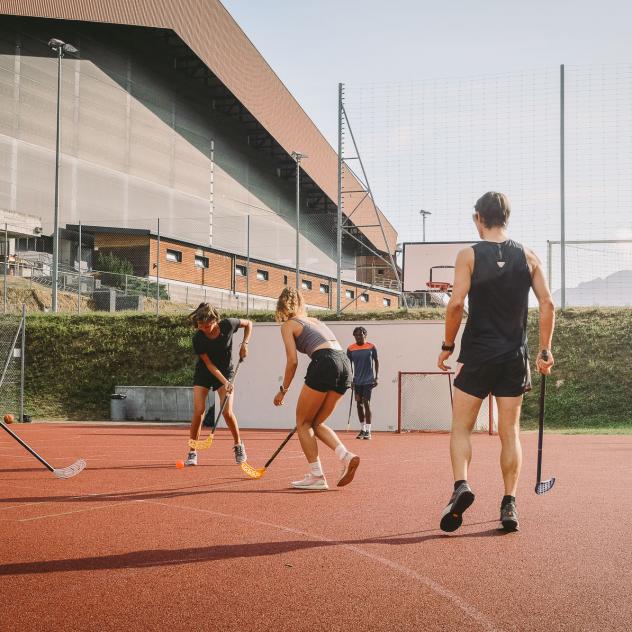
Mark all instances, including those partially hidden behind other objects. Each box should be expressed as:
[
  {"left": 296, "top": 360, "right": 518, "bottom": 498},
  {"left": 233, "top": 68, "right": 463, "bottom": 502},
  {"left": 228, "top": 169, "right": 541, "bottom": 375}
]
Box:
[{"left": 110, "top": 393, "right": 127, "bottom": 421}]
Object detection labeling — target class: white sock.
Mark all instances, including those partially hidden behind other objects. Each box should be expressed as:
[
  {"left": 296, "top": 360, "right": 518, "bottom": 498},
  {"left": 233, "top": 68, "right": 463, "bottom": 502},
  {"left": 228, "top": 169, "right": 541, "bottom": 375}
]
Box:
[
  {"left": 362, "top": 423, "right": 368, "bottom": 432},
  {"left": 366, "top": 425, "right": 371, "bottom": 434},
  {"left": 335, "top": 444, "right": 348, "bottom": 461},
  {"left": 309, "top": 459, "right": 323, "bottom": 477}
]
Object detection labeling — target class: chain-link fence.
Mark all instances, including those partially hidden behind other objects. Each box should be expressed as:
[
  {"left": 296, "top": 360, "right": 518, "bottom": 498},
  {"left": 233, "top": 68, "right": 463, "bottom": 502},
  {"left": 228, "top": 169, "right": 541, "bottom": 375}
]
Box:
[
  {"left": 343, "top": 64, "right": 632, "bottom": 308},
  {"left": 0, "top": 309, "right": 25, "bottom": 422},
  {"left": 1, "top": 211, "right": 396, "bottom": 315},
  {"left": 397, "top": 371, "right": 494, "bottom": 433}
]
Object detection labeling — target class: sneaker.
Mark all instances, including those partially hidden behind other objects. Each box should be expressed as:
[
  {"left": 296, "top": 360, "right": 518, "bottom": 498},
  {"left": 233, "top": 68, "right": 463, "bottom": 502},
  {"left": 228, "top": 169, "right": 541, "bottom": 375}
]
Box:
[
  {"left": 233, "top": 441, "right": 247, "bottom": 465},
  {"left": 498, "top": 501, "right": 520, "bottom": 532},
  {"left": 356, "top": 430, "right": 365, "bottom": 439},
  {"left": 337, "top": 452, "right": 360, "bottom": 487},
  {"left": 439, "top": 481, "right": 475, "bottom": 532},
  {"left": 184, "top": 450, "right": 198, "bottom": 467},
  {"left": 290, "top": 473, "right": 329, "bottom": 491},
  {"left": 362, "top": 430, "right": 372, "bottom": 440}
]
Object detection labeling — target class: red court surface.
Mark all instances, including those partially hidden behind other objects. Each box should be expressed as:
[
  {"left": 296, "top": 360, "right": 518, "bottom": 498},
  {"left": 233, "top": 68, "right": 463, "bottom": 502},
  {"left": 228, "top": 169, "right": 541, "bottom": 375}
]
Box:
[{"left": 1, "top": 424, "right": 631, "bottom": 632}]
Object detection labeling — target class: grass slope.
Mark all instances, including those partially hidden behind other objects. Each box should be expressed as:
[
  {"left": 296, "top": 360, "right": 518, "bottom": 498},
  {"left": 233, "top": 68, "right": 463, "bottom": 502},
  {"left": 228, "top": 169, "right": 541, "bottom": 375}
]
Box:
[{"left": 21, "top": 308, "right": 632, "bottom": 430}]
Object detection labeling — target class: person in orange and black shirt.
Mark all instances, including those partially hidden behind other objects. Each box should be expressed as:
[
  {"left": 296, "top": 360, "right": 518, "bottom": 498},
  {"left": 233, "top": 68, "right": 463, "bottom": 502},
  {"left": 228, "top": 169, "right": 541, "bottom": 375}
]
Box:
[{"left": 347, "top": 327, "right": 379, "bottom": 440}]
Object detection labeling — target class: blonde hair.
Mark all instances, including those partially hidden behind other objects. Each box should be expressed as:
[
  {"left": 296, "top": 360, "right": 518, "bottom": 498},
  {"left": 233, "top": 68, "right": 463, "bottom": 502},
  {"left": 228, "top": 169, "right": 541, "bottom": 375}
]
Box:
[
  {"left": 187, "top": 302, "right": 220, "bottom": 327},
  {"left": 275, "top": 287, "right": 305, "bottom": 322}
]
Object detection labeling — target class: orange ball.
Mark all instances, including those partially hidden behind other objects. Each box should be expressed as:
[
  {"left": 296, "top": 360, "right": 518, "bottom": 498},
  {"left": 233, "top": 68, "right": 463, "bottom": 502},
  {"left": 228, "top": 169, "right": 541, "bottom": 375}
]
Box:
[
  {"left": 175, "top": 460, "right": 185, "bottom": 469},
  {"left": 3, "top": 414, "right": 14, "bottom": 424}
]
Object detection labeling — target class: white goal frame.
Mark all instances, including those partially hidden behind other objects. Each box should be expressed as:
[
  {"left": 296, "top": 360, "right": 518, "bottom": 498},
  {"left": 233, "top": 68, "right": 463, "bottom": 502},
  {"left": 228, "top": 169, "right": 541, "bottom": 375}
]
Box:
[{"left": 397, "top": 371, "right": 495, "bottom": 434}]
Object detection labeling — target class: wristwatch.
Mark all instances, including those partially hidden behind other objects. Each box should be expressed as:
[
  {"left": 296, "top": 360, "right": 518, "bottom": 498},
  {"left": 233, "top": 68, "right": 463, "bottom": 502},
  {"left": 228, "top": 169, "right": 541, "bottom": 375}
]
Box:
[
  {"left": 441, "top": 341, "right": 455, "bottom": 352},
  {"left": 279, "top": 385, "right": 289, "bottom": 394}
]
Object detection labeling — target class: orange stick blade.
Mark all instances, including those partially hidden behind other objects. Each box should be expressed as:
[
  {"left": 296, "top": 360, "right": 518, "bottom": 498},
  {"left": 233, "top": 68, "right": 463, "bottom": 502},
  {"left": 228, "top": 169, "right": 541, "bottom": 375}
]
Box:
[{"left": 240, "top": 461, "right": 265, "bottom": 479}]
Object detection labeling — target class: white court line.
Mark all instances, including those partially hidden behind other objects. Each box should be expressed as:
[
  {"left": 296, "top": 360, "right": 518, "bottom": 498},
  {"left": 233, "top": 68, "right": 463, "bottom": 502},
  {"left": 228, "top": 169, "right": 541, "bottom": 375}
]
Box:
[
  {"left": 18, "top": 501, "right": 133, "bottom": 522},
  {"left": 142, "top": 499, "right": 503, "bottom": 632}
]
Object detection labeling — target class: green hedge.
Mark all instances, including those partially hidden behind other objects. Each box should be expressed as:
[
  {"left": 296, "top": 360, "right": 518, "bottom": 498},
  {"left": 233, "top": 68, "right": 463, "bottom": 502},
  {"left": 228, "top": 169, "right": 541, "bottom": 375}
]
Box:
[{"left": 23, "top": 308, "right": 632, "bottom": 428}]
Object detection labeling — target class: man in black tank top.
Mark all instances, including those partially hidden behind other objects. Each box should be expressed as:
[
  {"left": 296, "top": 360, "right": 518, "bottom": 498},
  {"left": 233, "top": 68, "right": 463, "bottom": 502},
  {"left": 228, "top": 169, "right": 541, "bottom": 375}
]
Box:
[{"left": 436, "top": 192, "right": 555, "bottom": 533}]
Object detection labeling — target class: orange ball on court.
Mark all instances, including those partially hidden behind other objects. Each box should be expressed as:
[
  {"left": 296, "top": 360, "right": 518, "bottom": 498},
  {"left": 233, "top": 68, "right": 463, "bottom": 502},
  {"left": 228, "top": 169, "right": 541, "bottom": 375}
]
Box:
[
  {"left": 175, "top": 460, "right": 184, "bottom": 469},
  {"left": 3, "top": 414, "right": 14, "bottom": 424}
]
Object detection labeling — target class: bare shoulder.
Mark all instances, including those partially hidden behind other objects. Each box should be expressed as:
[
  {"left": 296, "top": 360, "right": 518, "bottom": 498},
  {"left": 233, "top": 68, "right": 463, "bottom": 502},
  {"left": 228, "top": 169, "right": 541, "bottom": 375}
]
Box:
[
  {"left": 456, "top": 246, "right": 474, "bottom": 266},
  {"left": 523, "top": 246, "right": 542, "bottom": 273},
  {"left": 281, "top": 319, "right": 300, "bottom": 334}
]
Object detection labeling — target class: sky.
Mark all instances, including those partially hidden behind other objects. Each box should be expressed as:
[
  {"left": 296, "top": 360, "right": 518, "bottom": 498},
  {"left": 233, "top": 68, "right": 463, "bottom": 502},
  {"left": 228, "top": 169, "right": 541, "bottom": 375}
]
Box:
[{"left": 222, "top": 0, "right": 632, "bottom": 147}]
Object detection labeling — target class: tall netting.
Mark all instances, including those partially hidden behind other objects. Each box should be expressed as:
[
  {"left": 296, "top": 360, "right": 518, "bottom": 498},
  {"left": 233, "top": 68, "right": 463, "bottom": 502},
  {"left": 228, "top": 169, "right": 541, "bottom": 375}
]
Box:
[
  {"left": 398, "top": 372, "right": 494, "bottom": 433},
  {"left": 343, "top": 65, "right": 632, "bottom": 307},
  {"left": 0, "top": 312, "right": 23, "bottom": 421}
]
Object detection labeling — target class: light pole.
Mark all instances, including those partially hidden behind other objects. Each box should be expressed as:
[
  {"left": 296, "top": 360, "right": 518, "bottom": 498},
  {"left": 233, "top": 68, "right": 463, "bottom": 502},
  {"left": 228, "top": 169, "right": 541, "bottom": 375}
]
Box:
[
  {"left": 420, "top": 209, "right": 432, "bottom": 242},
  {"left": 48, "top": 38, "right": 78, "bottom": 313},
  {"left": 291, "top": 151, "right": 308, "bottom": 288}
]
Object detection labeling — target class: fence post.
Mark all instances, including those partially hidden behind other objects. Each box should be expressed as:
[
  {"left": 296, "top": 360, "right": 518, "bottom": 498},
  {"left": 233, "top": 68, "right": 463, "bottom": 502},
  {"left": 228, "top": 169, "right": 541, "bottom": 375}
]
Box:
[
  {"left": 156, "top": 218, "right": 160, "bottom": 316},
  {"left": 20, "top": 304, "right": 25, "bottom": 423},
  {"left": 124, "top": 274, "right": 128, "bottom": 296},
  {"left": 560, "top": 63, "right": 566, "bottom": 309},
  {"left": 3, "top": 223, "right": 7, "bottom": 313},
  {"left": 77, "top": 220, "right": 81, "bottom": 314},
  {"left": 246, "top": 215, "right": 250, "bottom": 316}
]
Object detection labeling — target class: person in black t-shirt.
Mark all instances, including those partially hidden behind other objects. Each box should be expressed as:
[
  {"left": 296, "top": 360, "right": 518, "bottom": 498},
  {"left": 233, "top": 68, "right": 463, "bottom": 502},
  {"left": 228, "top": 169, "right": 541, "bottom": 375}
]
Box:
[
  {"left": 437, "top": 192, "right": 555, "bottom": 533},
  {"left": 185, "top": 303, "right": 252, "bottom": 467}
]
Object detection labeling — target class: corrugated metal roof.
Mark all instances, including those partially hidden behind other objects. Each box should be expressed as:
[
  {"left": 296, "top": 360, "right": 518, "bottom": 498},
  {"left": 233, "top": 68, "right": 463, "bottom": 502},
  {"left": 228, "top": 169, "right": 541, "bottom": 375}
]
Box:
[{"left": 1, "top": 0, "right": 398, "bottom": 254}]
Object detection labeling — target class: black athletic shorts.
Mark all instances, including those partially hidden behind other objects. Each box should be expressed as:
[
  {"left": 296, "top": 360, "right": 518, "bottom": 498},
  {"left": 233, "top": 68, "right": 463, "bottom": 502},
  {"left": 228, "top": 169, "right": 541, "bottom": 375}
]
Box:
[
  {"left": 454, "top": 354, "right": 532, "bottom": 399},
  {"left": 354, "top": 383, "right": 374, "bottom": 401},
  {"left": 305, "top": 349, "right": 351, "bottom": 395},
  {"left": 194, "top": 364, "right": 234, "bottom": 391}
]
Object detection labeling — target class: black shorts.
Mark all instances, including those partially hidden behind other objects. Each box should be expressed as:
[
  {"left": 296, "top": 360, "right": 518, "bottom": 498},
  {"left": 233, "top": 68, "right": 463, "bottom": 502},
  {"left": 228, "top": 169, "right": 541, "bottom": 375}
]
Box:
[
  {"left": 305, "top": 349, "right": 351, "bottom": 395},
  {"left": 354, "top": 383, "right": 374, "bottom": 401},
  {"left": 194, "top": 365, "right": 234, "bottom": 391},
  {"left": 454, "top": 355, "right": 531, "bottom": 399}
]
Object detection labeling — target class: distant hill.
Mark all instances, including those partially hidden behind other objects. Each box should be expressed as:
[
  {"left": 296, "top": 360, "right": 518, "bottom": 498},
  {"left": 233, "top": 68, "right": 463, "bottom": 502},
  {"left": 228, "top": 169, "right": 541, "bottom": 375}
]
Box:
[{"left": 553, "top": 270, "right": 632, "bottom": 306}]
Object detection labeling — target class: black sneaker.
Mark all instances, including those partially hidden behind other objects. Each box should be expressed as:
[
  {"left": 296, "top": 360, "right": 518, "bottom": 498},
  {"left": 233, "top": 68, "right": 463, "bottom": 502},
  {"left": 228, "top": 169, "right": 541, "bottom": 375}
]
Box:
[
  {"left": 439, "top": 481, "right": 475, "bottom": 532},
  {"left": 498, "top": 501, "right": 520, "bottom": 532},
  {"left": 356, "top": 430, "right": 365, "bottom": 439},
  {"left": 362, "top": 431, "right": 371, "bottom": 440}
]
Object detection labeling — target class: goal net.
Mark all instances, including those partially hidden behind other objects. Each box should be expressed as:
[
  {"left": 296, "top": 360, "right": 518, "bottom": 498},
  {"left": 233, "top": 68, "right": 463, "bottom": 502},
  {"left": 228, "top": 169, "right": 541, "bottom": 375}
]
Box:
[{"left": 397, "top": 371, "right": 496, "bottom": 433}]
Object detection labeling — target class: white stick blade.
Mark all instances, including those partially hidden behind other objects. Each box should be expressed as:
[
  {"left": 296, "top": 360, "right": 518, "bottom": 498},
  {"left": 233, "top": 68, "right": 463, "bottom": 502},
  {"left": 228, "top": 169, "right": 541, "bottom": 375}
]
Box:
[
  {"left": 53, "top": 459, "right": 86, "bottom": 479},
  {"left": 535, "top": 477, "right": 555, "bottom": 495}
]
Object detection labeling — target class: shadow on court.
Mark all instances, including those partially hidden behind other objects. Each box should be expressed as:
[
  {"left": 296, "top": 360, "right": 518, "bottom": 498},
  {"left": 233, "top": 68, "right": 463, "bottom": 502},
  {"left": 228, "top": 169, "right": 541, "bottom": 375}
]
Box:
[{"left": 0, "top": 525, "right": 506, "bottom": 576}]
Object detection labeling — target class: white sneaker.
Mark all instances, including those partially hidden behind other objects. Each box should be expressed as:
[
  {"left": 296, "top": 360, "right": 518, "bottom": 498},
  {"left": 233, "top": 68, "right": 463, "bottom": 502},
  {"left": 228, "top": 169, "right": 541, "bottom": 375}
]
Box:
[
  {"left": 337, "top": 453, "right": 360, "bottom": 487},
  {"left": 184, "top": 450, "right": 198, "bottom": 466},
  {"left": 290, "top": 473, "right": 329, "bottom": 491}
]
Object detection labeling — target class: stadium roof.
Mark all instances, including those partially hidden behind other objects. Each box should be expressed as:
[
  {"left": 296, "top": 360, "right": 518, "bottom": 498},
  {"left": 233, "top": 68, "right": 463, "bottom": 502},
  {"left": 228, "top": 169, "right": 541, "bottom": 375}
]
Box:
[{"left": 1, "top": 0, "right": 398, "bottom": 256}]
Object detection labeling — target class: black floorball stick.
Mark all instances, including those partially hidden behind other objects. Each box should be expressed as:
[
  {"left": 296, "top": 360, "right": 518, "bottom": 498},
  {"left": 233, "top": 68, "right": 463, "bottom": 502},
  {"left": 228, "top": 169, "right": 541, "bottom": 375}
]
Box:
[
  {"left": 188, "top": 358, "right": 243, "bottom": 451},
  {"left": 346, "top": 385, "right": 354, "bottom": 432},
  {"left": 535, "top": 350, "right": 556, "bottom": 495},
  {"left": 240, "top": 427, "right": 297, "bottom": 479},
  {"left": 0, "top": 421, "right": 86, "bottom": 479}
]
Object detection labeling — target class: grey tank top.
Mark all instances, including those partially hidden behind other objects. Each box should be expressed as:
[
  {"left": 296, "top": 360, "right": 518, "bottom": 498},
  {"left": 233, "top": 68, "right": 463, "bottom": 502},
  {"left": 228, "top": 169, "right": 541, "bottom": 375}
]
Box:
[{"left": 291, "top": 317, "right": 340, "bottom": 358}]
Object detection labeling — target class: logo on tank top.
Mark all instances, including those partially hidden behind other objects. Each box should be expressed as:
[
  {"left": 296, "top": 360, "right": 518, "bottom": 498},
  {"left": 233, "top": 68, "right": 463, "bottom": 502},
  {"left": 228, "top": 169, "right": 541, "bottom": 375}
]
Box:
[{"left": 497, "top": 261, "right": 506, "bottom": 268}]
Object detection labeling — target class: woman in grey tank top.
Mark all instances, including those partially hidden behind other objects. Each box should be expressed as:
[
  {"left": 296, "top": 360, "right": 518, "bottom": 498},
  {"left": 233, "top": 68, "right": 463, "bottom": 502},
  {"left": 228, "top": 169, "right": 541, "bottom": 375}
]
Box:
[{"left": 273, "top": 288, "right": 360, "bottom": 491}]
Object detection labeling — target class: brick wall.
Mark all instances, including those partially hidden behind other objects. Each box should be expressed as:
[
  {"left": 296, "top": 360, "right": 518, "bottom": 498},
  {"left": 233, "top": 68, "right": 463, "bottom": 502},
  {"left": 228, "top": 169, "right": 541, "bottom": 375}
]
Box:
[{"left": 95, "top": 232, "right": 398, "bottom": 311}]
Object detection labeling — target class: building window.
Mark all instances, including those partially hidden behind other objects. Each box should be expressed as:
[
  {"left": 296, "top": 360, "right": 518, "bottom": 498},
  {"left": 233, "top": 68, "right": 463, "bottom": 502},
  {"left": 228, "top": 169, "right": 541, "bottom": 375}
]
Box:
[
  {"left": 360, "top": 293, "right": 369, "bottom": 303},
  {"left": 166, "top": 249, "right": 182, "bottom": 263},
  {"left": 195, "top": 255, "right": 209, "bottom": 269},
  {"left": 301, "top": 279, "right": 312, "bottom": 290},
  {"left": 235, "top": 264, "right": 247, "bottom": 276},
  {"left": 383, "top": 297, "right": 391, "bottom": 307},
  {"left": 256, "top": 269, "right": 269, "bottom": 281},
  {"left": 345, "top": 289, "right": 354, "bottom": 299},
  {"left": 377, "top": 269, "right": 385, "bottom": 275},
  {"left": 319, "top": 283, "right": 329, "bottom": 294},
  {"left": 283, "top": 275, "right": 288, "bottom": 285}
]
